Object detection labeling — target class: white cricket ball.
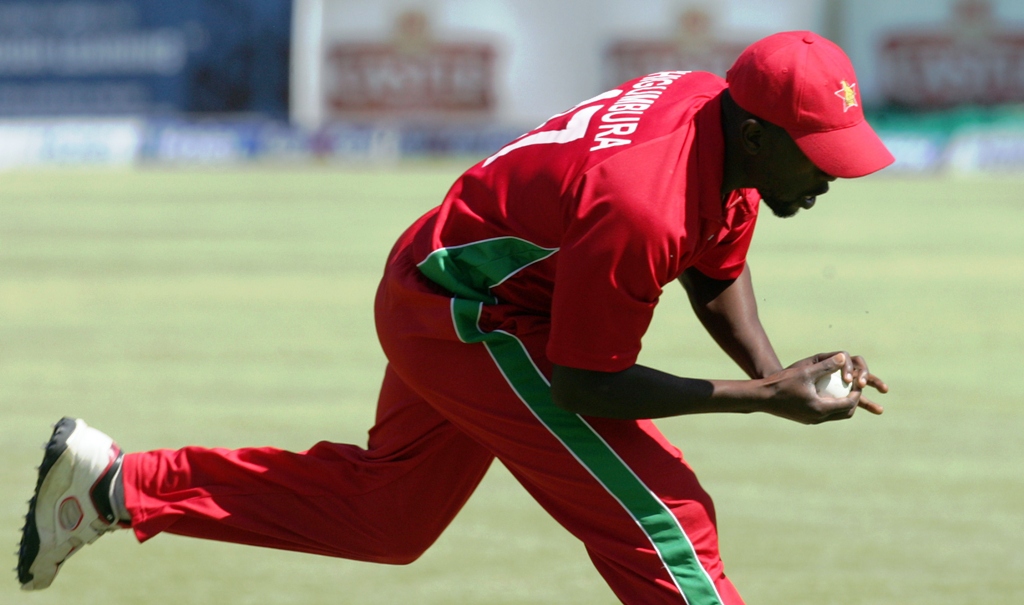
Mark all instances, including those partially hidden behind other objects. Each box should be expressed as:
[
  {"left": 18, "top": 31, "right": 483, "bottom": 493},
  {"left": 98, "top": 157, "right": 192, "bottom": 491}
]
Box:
[{"left": 815, "top": 369, "right": 852, "bottom": 398}]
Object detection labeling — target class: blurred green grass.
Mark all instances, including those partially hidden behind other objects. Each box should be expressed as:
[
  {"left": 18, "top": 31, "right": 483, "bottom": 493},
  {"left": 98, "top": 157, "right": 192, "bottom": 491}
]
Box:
[{"left": 1, "top": 166, "right": 1021, "bottom": 604}]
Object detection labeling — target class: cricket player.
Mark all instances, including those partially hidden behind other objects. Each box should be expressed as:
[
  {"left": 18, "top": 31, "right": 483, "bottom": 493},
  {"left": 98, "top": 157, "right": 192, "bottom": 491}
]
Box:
[{"left": 19, "top": 31, "right": 892, "bottom": 604}]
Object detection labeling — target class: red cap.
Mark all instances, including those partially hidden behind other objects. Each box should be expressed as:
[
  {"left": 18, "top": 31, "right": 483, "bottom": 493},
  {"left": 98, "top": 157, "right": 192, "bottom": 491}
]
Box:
[{"left": 726, "top": 31, "right": 894, "bottom": 178}]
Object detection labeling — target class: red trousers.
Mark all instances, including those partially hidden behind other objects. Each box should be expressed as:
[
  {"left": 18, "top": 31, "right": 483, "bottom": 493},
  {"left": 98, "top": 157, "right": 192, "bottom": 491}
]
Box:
[{"left": 122, "top": 220, "right": 745, "bottom": 605}]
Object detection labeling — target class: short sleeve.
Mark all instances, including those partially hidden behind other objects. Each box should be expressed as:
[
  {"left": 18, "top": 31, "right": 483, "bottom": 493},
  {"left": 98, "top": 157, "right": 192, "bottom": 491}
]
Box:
[{"left": 693, "top": 198, "right": 759, "bottom": 281}]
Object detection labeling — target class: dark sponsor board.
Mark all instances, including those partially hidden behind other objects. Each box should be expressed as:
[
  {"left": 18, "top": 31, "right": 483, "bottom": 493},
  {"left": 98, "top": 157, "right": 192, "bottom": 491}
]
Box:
[{"left": 0, "top": 0, "right": 291, "bottom": 118}]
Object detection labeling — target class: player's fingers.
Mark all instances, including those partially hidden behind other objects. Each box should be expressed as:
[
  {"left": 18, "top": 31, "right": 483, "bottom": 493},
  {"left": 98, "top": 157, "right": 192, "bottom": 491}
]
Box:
[
  {"left": 817, "top": 352, "right": 847, "bottom": 374},
  {"left": 811, "top": 352, "right": 851, "bottom": 380},
  {"left": 850, "top": 354, "right": 869, "bottom": 386},
  {"left": 815, "top": 401, "right": 858, "bottom": 423},
  {"left": 810, "top": 391, "right": 860, "bottom": 423},
  {"left": 813, "top": 350, "right": 843, "bottom": 364},
  {"left": 857, "top": 397, "right": 884, "bottom": 415},
  {"left": 815, "top": 391, "right": 884, "bottom": 422},
  {"left": 864, "top": 372, "right": 889, "bottom": 393}
]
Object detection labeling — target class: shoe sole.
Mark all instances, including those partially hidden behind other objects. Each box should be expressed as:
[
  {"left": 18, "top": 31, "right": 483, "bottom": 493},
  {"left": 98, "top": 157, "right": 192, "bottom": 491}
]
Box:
[
  {"left": 18, "top": 418, "right": 114, "bottom": 591},
  {"left": 18, "top": 418, "right": 76, "bottom": 589}
]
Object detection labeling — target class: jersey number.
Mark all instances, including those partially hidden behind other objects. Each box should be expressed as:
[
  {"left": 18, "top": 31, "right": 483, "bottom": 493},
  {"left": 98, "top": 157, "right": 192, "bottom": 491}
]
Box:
[{"left": 483, "top": 89, "right": 623, "bottom": 167}]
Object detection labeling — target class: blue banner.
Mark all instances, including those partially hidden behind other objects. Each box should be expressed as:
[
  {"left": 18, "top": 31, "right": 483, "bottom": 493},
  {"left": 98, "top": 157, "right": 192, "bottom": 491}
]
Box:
[{"left": 0, "top": 0, "right": 291, "bottom": 118}]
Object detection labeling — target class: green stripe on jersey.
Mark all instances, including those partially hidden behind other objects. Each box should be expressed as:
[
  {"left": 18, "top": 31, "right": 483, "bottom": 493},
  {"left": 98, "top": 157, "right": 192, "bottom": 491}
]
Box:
[
  {"left": 417, "top": 236, "right": 558, "bottom": 304},
  {"left": 450, "top": 297, "right": 723, "bottom": 605}
]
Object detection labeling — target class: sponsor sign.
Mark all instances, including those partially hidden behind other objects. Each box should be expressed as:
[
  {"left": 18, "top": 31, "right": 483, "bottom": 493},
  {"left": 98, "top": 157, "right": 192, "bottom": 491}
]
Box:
[
  {"left": 878, "top": 0, "right": 1024, "bottom": 107},
  {"left": 603, "top": 9, "right": 751, "bottom": 88},
  {"left": 324, "top": 10, "right": 496, "bottom": 118},
  {"left": 0, "top": 118, "right": 142, "bottom": 168},
  {"left": 946, "top": 128, "right": 1024, "bottom": 171},
  {"left": 878, "top": 133, "right": 946, "bottom": 172},
  {"left": 0, "top": 0, "right": 291, "bottom": 118}
]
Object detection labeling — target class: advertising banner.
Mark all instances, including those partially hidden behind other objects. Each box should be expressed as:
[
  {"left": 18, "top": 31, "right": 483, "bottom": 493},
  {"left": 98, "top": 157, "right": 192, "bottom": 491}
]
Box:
[
  {"left": 314, "top": 0, "right": 821, "bottom": 126},
  {"left": 322, "top": 9, "right": 497, "bottom": 121},
  {"left": 602, "top": 8, "right": 754, "bottom": 89},
  {"left": 0, "top": 118, "right": 142, "bottom": 168},
  {"left": 878, "top": 0, "right": 1024, "bottom": 108},
  {"left": 840, "top": 0, "right": 1024, "bottom": 107},
  {"left": 0, "top": 0, "right": 292, "bottom": 118}
]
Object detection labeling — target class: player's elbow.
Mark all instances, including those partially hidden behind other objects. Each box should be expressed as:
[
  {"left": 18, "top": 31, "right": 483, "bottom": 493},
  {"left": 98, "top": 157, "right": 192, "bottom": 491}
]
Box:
[
  {"left": 550, "top": 364, "right": 584, "bottom": 413},
  {"left": 550, "top": 383, "right": 584, "bottom": 414},
  {"left": 550, "top": 363, "right": 612, "bottom": 416}
]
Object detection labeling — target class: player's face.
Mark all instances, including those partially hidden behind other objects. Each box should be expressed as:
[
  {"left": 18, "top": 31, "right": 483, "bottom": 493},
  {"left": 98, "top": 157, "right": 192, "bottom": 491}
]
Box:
[{"left": 754, "top": 126, "right": 836, "bottom": 219}]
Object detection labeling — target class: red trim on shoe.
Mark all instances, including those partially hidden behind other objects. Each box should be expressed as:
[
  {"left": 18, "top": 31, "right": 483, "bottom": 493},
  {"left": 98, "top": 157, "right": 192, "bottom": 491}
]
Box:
[{"left": 87, "top": 444, "right": 122, "bottom": 526}]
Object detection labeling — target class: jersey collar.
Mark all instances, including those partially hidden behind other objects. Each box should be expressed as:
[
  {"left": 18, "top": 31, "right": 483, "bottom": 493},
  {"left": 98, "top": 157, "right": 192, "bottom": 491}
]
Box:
[
  {"left": 693, "top": 90, "right": 730, "bottom": 223},
  {"left": 693, "top": 89, "right": 758, "bottom": 223}
]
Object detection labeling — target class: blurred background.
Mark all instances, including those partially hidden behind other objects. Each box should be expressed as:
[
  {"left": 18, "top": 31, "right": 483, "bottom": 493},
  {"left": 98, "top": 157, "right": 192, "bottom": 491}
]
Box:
[
  {"left": 2, "top": 1, "right": 1024, "bottom": 605},
  {"left": 2, "top": 2, "right": 1023, "bottom": 604},
  {"left": 0, "top": 0, "right": 1022, "bottom": 171}
]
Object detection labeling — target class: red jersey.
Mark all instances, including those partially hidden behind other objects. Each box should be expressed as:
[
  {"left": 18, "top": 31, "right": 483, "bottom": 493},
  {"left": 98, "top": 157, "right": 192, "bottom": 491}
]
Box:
[{"left": 412, "top": 71, "right": 761, "bottom": 372}]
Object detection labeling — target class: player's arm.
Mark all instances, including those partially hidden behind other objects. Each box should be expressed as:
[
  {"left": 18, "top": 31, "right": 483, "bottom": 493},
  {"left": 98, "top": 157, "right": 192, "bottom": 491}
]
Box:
[
  {"left": 550, "top": 263, "right": 886, "bottom": 421},
  {"left": 677, "top": 264, "right": 888, "bottom": 414},
  {"left": 678, "top": 264, "right": 782, "bottom": 379},
  {"left": 549, "top": 353, "right": 864, "bottom": 423}
]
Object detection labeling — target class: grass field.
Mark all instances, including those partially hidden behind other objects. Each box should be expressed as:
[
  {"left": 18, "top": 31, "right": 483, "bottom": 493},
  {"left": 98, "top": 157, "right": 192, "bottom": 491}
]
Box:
[{"left": 1, "top": 165, "right": 1022, "bottom": 604}]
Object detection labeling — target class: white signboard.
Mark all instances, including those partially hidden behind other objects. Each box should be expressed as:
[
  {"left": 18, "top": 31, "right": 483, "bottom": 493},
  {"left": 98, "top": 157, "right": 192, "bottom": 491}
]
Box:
[
  {"left": 295, "top": 0, "right": 824, "bottom": 129},
  {"left": 838, "top": 0, "right": 1024, "bottom": 106}
]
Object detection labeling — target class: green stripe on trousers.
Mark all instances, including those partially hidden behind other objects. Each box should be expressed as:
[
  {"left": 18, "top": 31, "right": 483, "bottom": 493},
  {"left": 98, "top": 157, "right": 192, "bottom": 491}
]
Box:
[{"left": 450, "top": 297, "right": 723, "bottom": 605}]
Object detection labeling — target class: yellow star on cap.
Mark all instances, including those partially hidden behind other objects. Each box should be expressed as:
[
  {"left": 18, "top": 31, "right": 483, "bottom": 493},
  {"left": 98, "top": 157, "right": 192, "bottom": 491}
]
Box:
[{"left": 835, "top": 80, "right": 858, "bottom": 112}]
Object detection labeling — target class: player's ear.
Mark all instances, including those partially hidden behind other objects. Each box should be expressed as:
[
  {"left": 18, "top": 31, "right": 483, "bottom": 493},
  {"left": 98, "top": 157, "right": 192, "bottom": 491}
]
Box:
[{"left": 739, "top": 118, "right": 766, "bottom": 156}]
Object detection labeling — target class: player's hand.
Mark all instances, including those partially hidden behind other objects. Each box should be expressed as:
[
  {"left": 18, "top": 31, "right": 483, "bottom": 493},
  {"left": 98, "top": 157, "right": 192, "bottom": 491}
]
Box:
[
  {"left": 759, "top": 353, "right": 888, "bottom": 424},
  {"left": 803, "top": 350, "right": 888, "bottom": 415}
]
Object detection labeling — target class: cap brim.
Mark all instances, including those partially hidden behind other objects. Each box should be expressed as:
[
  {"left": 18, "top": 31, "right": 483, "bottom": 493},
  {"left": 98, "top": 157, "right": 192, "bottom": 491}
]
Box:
[{"left": 790, "top": 119, "right": 895, "bottom": 179}]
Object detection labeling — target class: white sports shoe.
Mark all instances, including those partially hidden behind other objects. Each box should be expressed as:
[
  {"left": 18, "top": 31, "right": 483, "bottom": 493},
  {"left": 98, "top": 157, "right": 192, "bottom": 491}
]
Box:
[{"left": 18, "top": 418, "right": 124, "bottom": 590}]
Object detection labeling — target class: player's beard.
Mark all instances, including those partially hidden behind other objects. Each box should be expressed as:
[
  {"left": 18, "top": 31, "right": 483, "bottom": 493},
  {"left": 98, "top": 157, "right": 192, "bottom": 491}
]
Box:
[
  {"left": 761, "top": 181, "right": 828, "bottom": 218},
  {"left": 762, "top": 195, "right": 816, "bottom": 218}
]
